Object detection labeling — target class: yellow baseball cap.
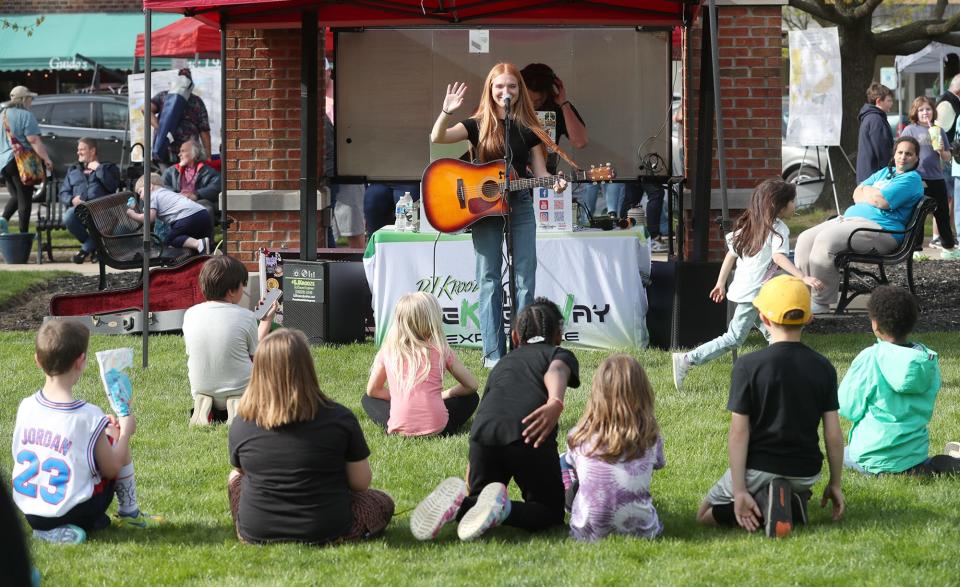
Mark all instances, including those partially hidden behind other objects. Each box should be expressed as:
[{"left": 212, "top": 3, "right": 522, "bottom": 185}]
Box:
[{"left": 752, "top": 275, "right": 811, "bottom": 325}]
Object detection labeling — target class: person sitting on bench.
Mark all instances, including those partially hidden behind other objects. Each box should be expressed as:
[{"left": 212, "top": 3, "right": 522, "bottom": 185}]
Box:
[
  {"left": 162, "top": 139, "right": 220, "bottom": 222},
  {"left": 59, "top": 138, "right": 121, "bottom": 263},
  {"left": 129, "top": 173, "right": 213, "bottom": 255}
]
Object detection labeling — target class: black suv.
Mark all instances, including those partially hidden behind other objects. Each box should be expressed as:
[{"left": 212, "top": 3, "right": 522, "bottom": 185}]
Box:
[{"left": 30, "top": 94, "right": 133, "bottom": 179}]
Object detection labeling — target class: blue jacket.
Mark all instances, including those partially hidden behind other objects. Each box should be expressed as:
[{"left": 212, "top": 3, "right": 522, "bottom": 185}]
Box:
[
  {"left": 58, "top": 162, "right": 121, "bottom": 206},
  {"left": 162, "top": 162, "right": 220, "bottom": 208},
  {"left": 856, "top": 104, "right": 894, "bottom": 184}
]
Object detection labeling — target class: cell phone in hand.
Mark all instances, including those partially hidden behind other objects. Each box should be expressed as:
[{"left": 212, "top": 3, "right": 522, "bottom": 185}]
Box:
[{"left": 254, "top": 288, "right": 282, "bottom": 321}]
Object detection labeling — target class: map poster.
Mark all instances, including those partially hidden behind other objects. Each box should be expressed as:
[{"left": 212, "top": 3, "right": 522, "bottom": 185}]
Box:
[{"left": 787, "top": 28, "right": 842, "bottom": 147}]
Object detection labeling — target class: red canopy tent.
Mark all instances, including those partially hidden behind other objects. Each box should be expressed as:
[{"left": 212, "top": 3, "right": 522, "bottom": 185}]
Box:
[
  {"left": 136, "top": 0, "right": 707, "bottom": 364},
  {"left": 135, "top": 17, "right": 220, "bottom": 58}
]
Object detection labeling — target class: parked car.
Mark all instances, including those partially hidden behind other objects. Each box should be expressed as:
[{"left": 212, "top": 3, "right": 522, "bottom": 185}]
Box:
[{"left": 30, "top": 94, "right": 132, "bottom": 180}]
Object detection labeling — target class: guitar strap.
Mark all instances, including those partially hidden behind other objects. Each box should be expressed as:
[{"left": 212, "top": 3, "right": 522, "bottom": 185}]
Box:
[{"left": 530, "top": 126, "right": 581, "bottom": 171}]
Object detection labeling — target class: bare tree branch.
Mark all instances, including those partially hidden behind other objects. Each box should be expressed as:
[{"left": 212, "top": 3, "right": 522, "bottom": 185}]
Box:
[
  {"left": 874, "top": 19, "right": 946, "bottom": 51},
  {"left": 934, "top": 0, "right": 948, "bottom": 20},
  {"left": 926, "top": 10, "right": 960, "bottom": 36},
  {"left": 788, "top": 0, "right": 844, "bottom": 24},
  {"left": 851, "top": 0, "right": 884, "bottom": 20}
]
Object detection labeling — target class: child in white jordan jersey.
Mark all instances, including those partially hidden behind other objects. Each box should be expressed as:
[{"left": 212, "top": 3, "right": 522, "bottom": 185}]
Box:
[{"left": 11, "top": 321, "right": 163, "bottom": 544}]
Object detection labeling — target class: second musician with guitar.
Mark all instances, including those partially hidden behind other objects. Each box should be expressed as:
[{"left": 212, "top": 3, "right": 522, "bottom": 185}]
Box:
[{"left": 430, "top": 62, "right": 567, "bottom": 368}]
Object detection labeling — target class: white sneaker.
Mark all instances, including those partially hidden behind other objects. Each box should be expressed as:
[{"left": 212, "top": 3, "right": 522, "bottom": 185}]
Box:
[
  {"left": 189, "top": 394, "right": 213, "bottom": 426},
  {"left": 946, "top": 442, "right": 960, "bottom": 459},
  {"left": 940, "top": 248, "right": 960, "bottom": 260},
  {"left": 650, "top": 239, "right": 669, "bottom": 253},
  {"left": 672, "top": 352, "right": 691, "bottom": 392},
  {"left": 225, "top": 397, "right": 240, "bottom": 426},
  {"left": 482, "top": 357, "right": 500, "bottom": 369},
  {"left": 810, "top": 301, "right": 832, "bottom": 315},
  {"left": 33, "top": 524, "right": 86, "bottom": 544},
  {"left": 410, "top": 477, "right": 467, "bottom": 541},
  {"left": 457, "top": 482, "right": 511, "bottom": 541}
]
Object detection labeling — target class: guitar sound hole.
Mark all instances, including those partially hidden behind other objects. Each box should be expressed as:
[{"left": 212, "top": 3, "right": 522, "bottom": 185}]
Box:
[{"left": 481, "top": 181, "right": 501, "bottom": 199}]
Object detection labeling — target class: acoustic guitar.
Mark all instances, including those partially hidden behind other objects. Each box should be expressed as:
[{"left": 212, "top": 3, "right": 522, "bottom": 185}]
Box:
[{"left": 421, "top": 158, "right": 615, "bottom": 234}]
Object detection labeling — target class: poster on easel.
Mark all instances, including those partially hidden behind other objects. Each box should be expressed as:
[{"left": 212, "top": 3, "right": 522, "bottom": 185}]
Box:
[{"left": 786, "top": 28, "right": 842, "bottom": 147}]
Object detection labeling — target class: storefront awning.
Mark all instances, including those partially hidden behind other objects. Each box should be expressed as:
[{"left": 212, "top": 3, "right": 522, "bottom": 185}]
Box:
[{"left": 0, "top": 13, "right": 179, "bottom": 72}]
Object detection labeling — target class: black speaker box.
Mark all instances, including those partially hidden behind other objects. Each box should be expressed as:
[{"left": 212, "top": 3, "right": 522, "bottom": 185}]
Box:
[
  {"left": 647, "top": 260, "right": 728, "bottom": 350},
  {"left": 281, "top": 260, "right": 371, "bottom": 344}
]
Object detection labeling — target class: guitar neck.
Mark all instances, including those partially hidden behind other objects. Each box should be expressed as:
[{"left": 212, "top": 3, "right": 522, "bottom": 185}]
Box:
[{"left": 500, "top": 170, "right": 586, "bottom": 192}]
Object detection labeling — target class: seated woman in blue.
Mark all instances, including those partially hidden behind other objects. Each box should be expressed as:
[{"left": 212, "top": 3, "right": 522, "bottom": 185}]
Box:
[{"left": 794, "top": 136, "right": 924, "bottom": 313}]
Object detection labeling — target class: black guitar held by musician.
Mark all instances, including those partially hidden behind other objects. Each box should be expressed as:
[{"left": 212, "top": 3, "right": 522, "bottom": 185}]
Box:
[{"left": 421, "top": 158, "right": 615, "bottom": 233}]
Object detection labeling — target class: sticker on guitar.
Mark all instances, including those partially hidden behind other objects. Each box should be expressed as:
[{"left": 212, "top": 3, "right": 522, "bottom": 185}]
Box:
[{"left": 421, "top": 159, "right": 614, "bottom": 233}]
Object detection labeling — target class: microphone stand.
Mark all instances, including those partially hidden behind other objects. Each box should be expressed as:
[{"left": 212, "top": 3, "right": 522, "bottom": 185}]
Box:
[{"left": 502, "top": 96, "right": 519, "bottom": 352}]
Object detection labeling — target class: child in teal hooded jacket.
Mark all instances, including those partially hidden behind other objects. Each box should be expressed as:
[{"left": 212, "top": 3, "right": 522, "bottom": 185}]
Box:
[{"left": 839, "top": 286, "right": 959, "bottom": 475}]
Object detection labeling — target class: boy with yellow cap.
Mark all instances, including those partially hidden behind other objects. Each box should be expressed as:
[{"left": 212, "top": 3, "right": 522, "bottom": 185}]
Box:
[{"left": 695, "top": 275, "right": 845, "bottom": 538}]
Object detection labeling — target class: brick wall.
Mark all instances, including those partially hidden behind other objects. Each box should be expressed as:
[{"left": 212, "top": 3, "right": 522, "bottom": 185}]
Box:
[
  {"left": 226, "top": 29, "right": 326, "bottom": 268},
  {"left": 4, "top": 0, "right": 142, "bottom": 11},
  {"left": 682, "top": 5, "right": 783, "bottom": 260}
]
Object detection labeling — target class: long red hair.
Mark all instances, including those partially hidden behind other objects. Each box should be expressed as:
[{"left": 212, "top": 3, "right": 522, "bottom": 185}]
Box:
[{"left": 471, "top": 63, "right": 544, "bottom": 163}]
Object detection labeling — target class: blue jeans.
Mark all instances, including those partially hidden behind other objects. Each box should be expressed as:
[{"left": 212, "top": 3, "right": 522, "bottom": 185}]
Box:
[
  {"left": 687, "top": 301, "right": 770, "bottom": 365},
  {"left": 363, "top": 182, "right": 420, "bottom": 237},
  {"left": 471, "top": 190, "right": 536, "bottom": 361},
  {"left": 576, "top": 183, "right": 625, "bottom": 218},
  {"left": 63, "top": 206, "right": 94, "bottom": 253}
]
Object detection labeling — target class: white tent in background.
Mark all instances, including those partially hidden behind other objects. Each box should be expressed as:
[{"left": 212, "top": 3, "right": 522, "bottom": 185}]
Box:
[{"left": 894, "top": 42, "right": 960, "bottom": 119}]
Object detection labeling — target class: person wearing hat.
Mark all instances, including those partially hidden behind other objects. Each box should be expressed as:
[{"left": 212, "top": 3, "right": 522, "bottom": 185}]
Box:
[
  {"left": 0, "top": 85, "right": 53, "bottom": 234},
  {"left": 696, "top": 275, "right": 845, "bottom": 538}
]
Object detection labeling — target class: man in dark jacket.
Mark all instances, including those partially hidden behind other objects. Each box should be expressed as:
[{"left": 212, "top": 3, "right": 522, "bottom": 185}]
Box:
[
  {"left": 162, "top": 139, "right": 220, "bottom": 221},
  {"left": 856, "top": 82, "right": 894, "bottom": 184},
  {"left": 59, "top": 138, "right": 121, "bottom": 263}
]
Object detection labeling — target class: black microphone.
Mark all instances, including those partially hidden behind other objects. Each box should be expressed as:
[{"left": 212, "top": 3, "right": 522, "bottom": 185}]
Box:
[{"left": 503, "top": 96, "right": 511, "bottom": 113}]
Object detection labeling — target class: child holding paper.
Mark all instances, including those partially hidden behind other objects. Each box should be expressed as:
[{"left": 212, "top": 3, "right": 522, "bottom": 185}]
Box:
[{"left": 10, "top": 321, "right": 164, "bottom": 544}]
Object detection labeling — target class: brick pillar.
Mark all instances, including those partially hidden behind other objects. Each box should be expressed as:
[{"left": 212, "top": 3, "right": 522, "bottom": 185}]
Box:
[
  {"left": 682, "top": 2, "right": 785, "bottom": 260},
  {"left": 225, "top": 29, "right": 326, "bottom": 270}
]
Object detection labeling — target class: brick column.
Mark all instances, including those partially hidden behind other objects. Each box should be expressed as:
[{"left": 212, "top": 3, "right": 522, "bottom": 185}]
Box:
[
  {"left": 225, "top": 29, "right": 326, "bottom": 269},
  {"left": 682, "top": 1, "right": 785, "bottom": 260}
]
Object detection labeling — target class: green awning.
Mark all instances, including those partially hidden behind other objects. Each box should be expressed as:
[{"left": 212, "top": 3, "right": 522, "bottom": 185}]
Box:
[{"left": 0, "top": 13, "right": 181, "bottom": 72}]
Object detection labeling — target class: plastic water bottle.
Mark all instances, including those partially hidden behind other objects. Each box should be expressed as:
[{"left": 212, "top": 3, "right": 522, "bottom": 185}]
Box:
[
  {"left": 409, "top": 197, "right": 421, "bottom": 232},
  {"left": 395, "top": 192, "right": 412, "bottom": 231}
]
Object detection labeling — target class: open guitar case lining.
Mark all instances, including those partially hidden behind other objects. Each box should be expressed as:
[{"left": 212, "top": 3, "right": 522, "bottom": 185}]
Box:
[{"left": 46, "top": 256, "right": 209, "bottom": 335}]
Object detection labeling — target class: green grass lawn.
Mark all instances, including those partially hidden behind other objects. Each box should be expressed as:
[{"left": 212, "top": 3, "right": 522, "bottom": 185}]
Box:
[
  {"left": 0, "top": 270, "right": 73, "bottom": 306},
  {"left": 1, "top": 330, "right": 959, "bottom": 585}
]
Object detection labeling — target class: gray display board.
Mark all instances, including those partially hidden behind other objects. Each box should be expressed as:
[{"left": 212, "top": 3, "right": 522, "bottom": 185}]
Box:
[{"left": 335, "top": 28, "right": 670, "bottom": 181}]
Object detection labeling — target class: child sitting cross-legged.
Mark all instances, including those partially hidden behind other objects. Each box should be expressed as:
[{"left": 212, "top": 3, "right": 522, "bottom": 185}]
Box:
[
  {"left": 696, "top": 275, "right": 844, "bottom": 538},
  {"left": 11, "top": 321, "right": 164, "bottom": 544},
  {"left": 562, "top": 354, "right": 665, "bottom": 541},
  {"left": 410, "top": 297, "right": 580, "bottom": 541},
  {"left": 183, "top": 255, "right": 276, "bottom": 426},
  {"left": 839, "top": 285, "right": 960, "bottom": 475},
  {"left": 362, "top": 292, "right": 479, "bottom": 436},
  {"left": 228, "top": 329, "right": 394, "bottom": 545}
]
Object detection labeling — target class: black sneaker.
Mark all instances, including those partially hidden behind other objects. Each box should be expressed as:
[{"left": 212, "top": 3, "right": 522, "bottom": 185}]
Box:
[
  {"left": 72, "top": 249, "right": 90, "bottom": 264},
  {"left": 754, "top": 479, "right": 793, "bottom": 538}
]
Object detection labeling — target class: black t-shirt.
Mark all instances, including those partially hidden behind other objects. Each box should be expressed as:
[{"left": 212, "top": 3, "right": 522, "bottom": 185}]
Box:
[
  {"left": 470, "top": 343, "right": 580, "bottom": 446},
  {"left": 461, "top": 117, "right": 542, "bottom": 179},
  {"left": 228, "top": 401, "right": 370, "bottom": 544},
  {"left": 727, "top": 342, "right": 839, "bottom": 477}
]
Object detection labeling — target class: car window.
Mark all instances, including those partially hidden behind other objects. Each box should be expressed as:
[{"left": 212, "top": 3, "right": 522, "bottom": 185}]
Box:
[
  {"left": 48, "top": 102, "right": 91, "bottom": 128},
  {"left": 101, "top": 102, "right": 128, "bottom": 131},
  {"left": 32, "top": 104, "right": 52, "bottom": 124}
]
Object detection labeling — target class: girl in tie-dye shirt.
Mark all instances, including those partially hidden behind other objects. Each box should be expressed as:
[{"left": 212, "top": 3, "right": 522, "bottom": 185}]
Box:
[{"left": 563, "top": 355, "right": 665, "bottom": 541}]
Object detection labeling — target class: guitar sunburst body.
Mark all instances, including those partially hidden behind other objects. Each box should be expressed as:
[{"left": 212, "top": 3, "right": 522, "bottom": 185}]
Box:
[{"left": 421, "top": 158, "right": 614, "bottom": 234}]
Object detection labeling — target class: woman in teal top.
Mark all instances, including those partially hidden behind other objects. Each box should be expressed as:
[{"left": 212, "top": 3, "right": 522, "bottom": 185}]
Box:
[{"left": 794, "top": 136, "right": 924, "bottom": 313}]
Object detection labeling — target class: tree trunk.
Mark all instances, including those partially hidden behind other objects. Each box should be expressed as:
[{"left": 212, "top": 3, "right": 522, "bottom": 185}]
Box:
[{"left": 814, "top": 21, "right": 877, "bottom": 211}]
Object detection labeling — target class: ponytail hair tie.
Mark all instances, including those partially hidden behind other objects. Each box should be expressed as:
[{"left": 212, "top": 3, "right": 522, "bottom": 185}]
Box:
[{"left": 525, "top": 336, "right": 545, "bottom": 344}]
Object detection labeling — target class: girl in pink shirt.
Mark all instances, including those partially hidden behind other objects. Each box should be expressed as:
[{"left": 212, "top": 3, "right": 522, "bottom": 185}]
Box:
[{"left": 363, "top": 292, "right": 479, "bottom": 436}]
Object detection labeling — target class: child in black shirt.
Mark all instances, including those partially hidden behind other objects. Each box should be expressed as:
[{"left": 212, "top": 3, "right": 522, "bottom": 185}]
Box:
[
  {"left": 410, "top": 298, "right": 580, "bottom": 541},
  {"left": 696, "top": 275, "right": 845, "bottom": 538}
]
